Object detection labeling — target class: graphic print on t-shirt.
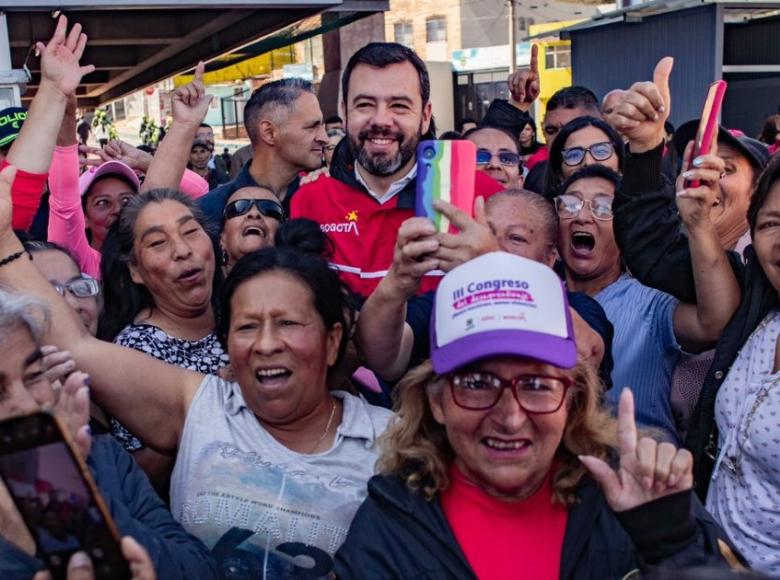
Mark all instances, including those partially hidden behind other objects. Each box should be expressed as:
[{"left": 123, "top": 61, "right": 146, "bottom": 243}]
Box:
[{"left": 177, "top": 440, "right": 365, "bottom": 579}]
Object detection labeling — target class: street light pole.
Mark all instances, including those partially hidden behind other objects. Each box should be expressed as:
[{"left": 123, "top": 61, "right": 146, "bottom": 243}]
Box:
[{"left": 508, "top": 0, "right": 517, "bottom": 71}]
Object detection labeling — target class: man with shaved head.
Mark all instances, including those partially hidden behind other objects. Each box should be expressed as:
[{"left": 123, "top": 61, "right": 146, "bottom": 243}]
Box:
[{"left": 198, "top": 77, "right": 329, "bottom": 222}]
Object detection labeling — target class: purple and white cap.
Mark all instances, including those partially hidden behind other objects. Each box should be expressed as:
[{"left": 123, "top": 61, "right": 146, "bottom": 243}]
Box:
[{"left": 430, "top": 252, "right": 577, "bottom": 374}]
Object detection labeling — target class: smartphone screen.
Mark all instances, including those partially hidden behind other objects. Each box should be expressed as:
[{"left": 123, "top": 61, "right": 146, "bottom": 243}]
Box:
[{"left": 0, "top": 413, "right": 129, "bottom": 580}]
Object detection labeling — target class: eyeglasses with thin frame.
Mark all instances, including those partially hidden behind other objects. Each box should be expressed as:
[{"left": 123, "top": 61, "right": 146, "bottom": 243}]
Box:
[
  {"left": 476, "top": 149, "right": 521, "bottom": 167},
  {"left": 554, "top": 194, "right": 614, "bottom": 221},
  {"left": 449, "top": 371, "right": 572, "bottom": 413},
  {"left": 223, "top": 199, "right": 285, "bottom": 222},
  {"left": 561, "top": 141, "right": 615, "bottom": 167},
  {"left": 52, "top": 276, "right": 100, "bottom": 299}
]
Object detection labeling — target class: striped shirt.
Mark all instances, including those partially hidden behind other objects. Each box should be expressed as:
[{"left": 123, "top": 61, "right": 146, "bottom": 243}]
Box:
[{"left": 596, "top": 274, "right": 681, "bottom": 442}]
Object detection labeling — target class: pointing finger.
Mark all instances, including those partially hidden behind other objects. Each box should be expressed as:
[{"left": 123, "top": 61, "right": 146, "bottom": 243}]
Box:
[
  {"left": 530, "top": 44, "right": 538, "bottom": 74},
  {"left": 617, "top": 388, "right": 638, "bottom": 458}
]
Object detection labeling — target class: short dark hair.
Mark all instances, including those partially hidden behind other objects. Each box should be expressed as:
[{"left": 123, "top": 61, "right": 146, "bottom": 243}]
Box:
[
  {"left": 342, "top": 43, "right": 430, "bottom": 106},
  {"left": 458, "top": 117, "right": 477, "bottom": 132},
  {"left": 325, "top": 115, "right": 343, "bottom": 125},
  {"left": 219, "top": 219, "right": 354, "bottom": 368},
  {"left": 545, "top": 116, "right": 624, "bottom": 198},
  {"left": 749, "top": 153, "right": 780, "bottom": 235},
  {"left": 199, "top": 123, "right": 212, "bottom": 130},
  {"left": 464, "top": 125, "right": 521, "bottom": 154},
  {"left": 98, "top": 188, "right": 221, "bottom": 341},
  {"left": 243, "top": 78, "right": 315, "bottom": 145},
  {"left": 547, "top": 86, "right": 600, "bottom": 115},
  {"left": 559, "top": 163, "right": 622, "bottom": 196}
]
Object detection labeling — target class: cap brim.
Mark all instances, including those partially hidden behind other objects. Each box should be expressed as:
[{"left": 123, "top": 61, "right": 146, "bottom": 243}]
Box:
[
  {"left": 674, "top": 119, "right": 764, "bottom": 170},
  {"left": 79, "top": 160, "right": 141, "bottom": 196},
  {"left": 431, "top": 329, "right": 577, "bottom": 375}
]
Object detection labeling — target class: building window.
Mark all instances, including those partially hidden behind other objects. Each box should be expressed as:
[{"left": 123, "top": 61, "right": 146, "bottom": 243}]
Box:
[
  {"left": 545, "top": 45, "right": 571, "bottom": 69},
  {"left": 426, "top": 16, "right": 447, "bottom": 43},
  {"left": 394, "top": 20, "right": 414, "bottom": 47},
  {"left": 517, "top": 17, "right": 526, "bottom": 30}
]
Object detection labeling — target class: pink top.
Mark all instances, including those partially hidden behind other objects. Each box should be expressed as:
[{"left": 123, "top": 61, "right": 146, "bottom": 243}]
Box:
[{"left": 48, "top": 145, "right": 209, "bottom": 280}]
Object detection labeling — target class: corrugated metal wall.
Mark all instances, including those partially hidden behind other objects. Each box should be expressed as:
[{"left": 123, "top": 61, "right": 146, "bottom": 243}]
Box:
[
  {"left": 722, "top": 15, "right": 780, "bottom": 135},
  {"left": 569, "top": 4, "right": 721, "bottom": 128}
]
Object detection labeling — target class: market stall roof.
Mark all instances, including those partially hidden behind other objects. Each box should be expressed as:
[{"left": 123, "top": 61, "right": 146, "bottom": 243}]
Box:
[{"left": 3, "top": 0, "right": 386, "bottom": 106}]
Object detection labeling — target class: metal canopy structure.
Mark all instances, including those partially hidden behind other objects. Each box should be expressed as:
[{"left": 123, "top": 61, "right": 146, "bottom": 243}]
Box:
[{"left": 1, "top": 0, "right": 385, "bottom": 106}]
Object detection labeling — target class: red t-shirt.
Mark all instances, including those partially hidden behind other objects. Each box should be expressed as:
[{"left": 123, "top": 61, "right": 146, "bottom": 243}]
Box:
[{"left": 441, "top": 464, "right": 568, "bottom": 580}]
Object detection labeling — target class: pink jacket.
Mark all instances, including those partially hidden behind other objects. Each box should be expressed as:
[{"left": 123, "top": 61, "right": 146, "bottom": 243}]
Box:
[{"left": 48, "top": 145, "right": 209, "bottom": 279}]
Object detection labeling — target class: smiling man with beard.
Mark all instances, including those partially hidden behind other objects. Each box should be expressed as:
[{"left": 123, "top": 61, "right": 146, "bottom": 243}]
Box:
[
  {"left": 555, "top": 164, "right": 739, "bottom": 443},
  {"left": 291, "top": 43, "right": 503, "bottom": 298}
]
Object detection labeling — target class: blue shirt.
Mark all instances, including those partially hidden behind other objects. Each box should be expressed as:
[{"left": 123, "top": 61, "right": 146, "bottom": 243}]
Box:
[{"left": 596, "top": 274, "right": 681, "bottom": 442}]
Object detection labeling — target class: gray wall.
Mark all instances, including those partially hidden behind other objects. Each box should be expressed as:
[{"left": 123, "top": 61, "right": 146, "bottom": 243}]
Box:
[
  {"left": 722, "top": 14, "right": 780, "bottom": 134},
  {"left": 570, "top": 4, "right": 722, "bottom": 129}
]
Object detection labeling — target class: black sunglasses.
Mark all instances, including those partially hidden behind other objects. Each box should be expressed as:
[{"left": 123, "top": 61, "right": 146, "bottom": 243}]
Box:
[{"left": 223, "top": 199, "right": 284, "bottom": 222}]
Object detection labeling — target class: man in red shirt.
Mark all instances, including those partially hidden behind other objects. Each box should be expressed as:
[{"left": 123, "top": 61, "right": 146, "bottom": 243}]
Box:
[{"left": 291, "top": 43, "right": 502, "bottom": 298}]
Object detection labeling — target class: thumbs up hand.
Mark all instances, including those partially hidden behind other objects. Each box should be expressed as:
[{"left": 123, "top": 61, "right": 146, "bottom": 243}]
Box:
[{"left": 603, "top": 57, "right": 674, "bottom": 153}]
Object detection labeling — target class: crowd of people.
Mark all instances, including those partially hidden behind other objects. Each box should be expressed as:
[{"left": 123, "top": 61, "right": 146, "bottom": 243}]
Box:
[{"left": 0, "top": 14, "right": 779, "bottom": 580}]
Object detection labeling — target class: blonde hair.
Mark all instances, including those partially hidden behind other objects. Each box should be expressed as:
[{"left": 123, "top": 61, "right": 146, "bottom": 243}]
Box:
[{"left": 377, "top": 360, "right": 617, "bottom": 506}]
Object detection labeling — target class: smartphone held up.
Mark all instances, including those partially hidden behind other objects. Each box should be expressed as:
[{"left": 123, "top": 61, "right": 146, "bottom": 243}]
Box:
[
  {"left": 685, "top": 80, "right": 727, "bottom": 189},
  {"left": 415, "top": 140, "right": 477, "bottom": 233},
  {"left": 0, "top": 411, "right": 131, "bottom": 580}
]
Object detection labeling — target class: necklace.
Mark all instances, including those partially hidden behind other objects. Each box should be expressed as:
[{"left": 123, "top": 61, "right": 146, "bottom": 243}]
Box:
[{"left": 309, "top": 397, "right": 337, "bottom": 453}]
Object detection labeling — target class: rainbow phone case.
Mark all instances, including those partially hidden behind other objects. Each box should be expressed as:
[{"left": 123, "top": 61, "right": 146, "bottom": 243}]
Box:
[{"left": 415, "top": 140, "right": 477, "bottom": 233}]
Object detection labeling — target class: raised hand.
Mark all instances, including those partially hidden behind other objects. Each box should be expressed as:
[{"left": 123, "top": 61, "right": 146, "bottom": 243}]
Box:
[
  {"left": 33, "top": 536, "right": 156, "bottom": 580},
  {"left": 102, "top": 139, "right": 153, "bottom": 173},
  {"left": 171, "top": 61, "right": 213, "bottom": 128},
  {"left": 51, "top": 370, "right": 92, "bottom": 458},
  {"left": 37, "top": 15, "right": 95, "bottom": 98},
  {"left": 40, "top": 345, "right": 76, "bottom": 396},
  {"left": 603, "top": 57, "right": 673, "bottom": 152},
  {"left": 579, "top": 388, "right": 694, "bottom": 512},
  {"left": 432, "top": 196, "right": 499, "bottom": 272},
  {"left": 508, "top": 44, "right": 540, "bottom": 111},
  {"left": 676, "top": 136, "right": 724, "bottom": 230},
  {"left": 387, "top": 217, "right": 440, "bottom": 300}
]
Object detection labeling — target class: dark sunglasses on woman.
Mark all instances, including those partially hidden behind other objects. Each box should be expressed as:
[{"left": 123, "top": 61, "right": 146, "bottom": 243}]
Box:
[
  {"left": 223, "top": 199, "right": 285, "bottom": 222},
  {"left": 561, "top": 141, "right": 615, "bottom": 167}
]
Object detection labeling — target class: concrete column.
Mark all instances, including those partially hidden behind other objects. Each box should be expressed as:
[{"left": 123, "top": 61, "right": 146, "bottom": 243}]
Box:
[{"left": 318, "top": 12, "right": 386, "bottom": 118}]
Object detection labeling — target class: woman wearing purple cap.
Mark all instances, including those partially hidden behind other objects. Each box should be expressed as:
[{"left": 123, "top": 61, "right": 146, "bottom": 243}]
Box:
[{"left": 334, "top": 252, "right": 739, "bottom": 579}]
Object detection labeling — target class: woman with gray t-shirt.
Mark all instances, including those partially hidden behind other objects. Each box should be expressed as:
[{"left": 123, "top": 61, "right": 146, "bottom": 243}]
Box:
[{"left": 1, "top": 215, "right": 390, "bottom": 579}]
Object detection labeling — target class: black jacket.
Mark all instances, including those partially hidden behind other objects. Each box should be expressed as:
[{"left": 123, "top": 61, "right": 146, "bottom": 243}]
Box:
[
  {"left": 612, "top": 144, "right": 778, "bottom": 500},
  {"left": 334, "top": 474, "right": 735, "bottom": 579}
]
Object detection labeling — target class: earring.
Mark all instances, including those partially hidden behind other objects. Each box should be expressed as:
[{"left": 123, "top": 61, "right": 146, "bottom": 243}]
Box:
[{"left": 221, "top": 248, "right": 229, "bottom": 266}]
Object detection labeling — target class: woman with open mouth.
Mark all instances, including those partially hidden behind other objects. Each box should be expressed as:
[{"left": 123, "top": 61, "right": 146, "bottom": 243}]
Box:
[
  {"left": 334, "top": 252, "right": 736, "bottom": 579},
  {"left": 555, "top": 164, "right": 739, "bottom": 444},
  {"left": 220, "top": 186, "right": 284, "bottom": 274},
  {"left": 98, "top": 188, "right": 227, "bottom": 498},
  {"left": 0, "top": 156, "right": 391, "bottom": 577}
]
